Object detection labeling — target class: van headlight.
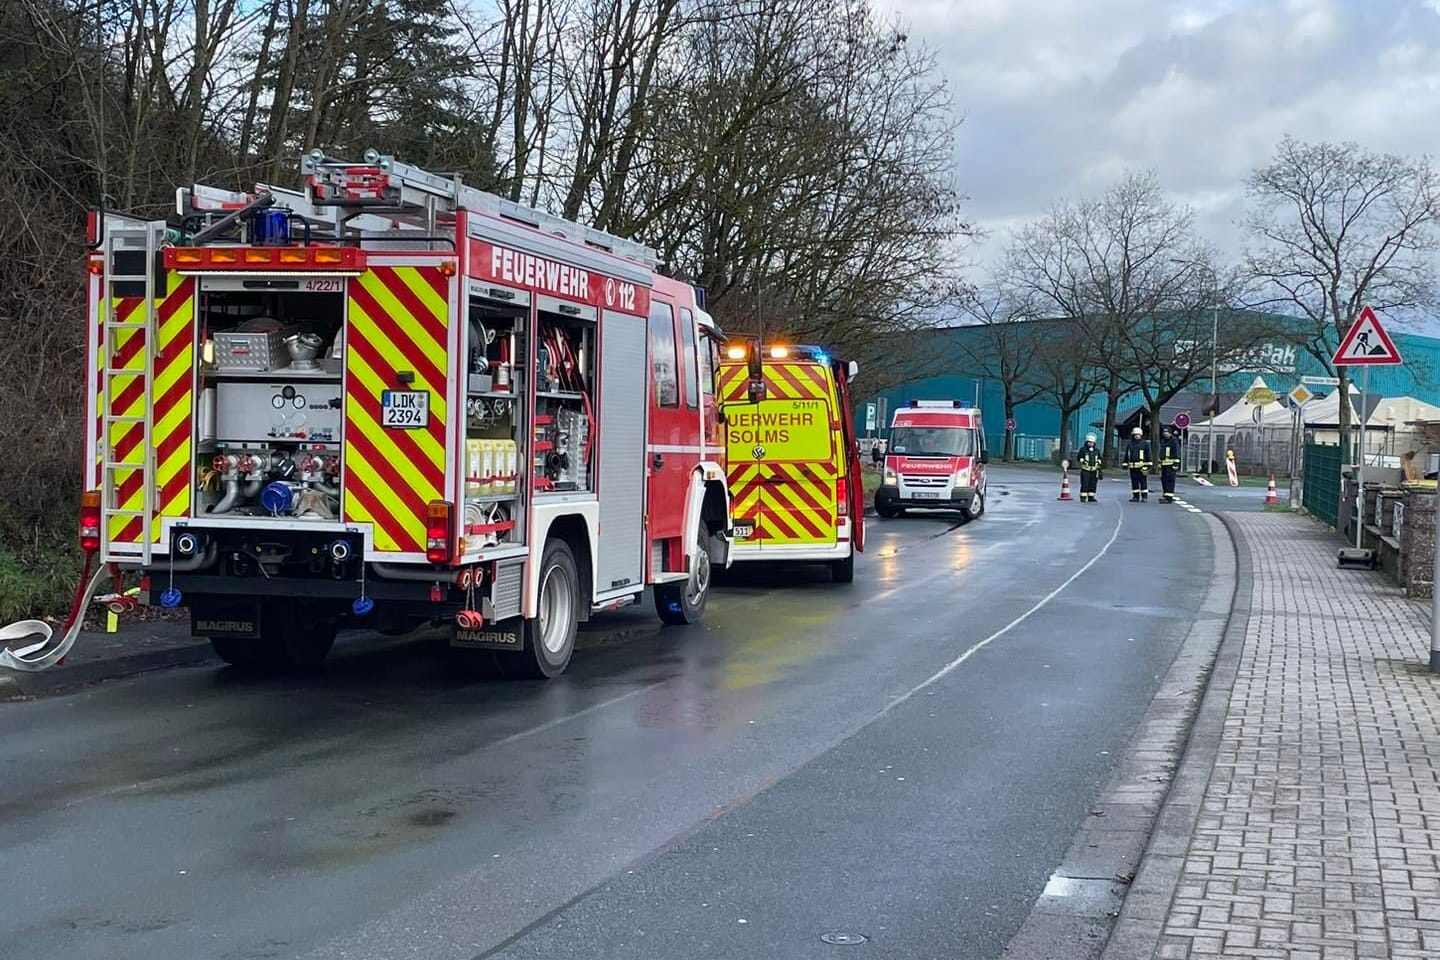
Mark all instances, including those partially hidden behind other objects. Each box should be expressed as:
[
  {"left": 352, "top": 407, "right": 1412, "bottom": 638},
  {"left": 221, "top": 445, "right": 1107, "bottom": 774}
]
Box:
[
  {"left": 953, "top": 468, "right": 970, "bottom": 487},
  {"left": 883, "top": 467, "right": 897, "bottom": 485}
]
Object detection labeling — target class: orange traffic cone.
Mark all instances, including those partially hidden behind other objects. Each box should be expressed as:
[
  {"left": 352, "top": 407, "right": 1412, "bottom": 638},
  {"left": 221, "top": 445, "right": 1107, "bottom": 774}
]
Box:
[
  {"left": 1058, "top": 469, "right": 1073, "bottom": 501},
  {"left": 1265, "top": 475, "right": 1278, "bottom": 505}
]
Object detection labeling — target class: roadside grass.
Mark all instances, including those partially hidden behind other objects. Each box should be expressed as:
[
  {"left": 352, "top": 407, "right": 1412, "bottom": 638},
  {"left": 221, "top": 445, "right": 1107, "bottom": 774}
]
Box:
[{"left": 0, "top": 539, "right": 82, "bottom": 623}]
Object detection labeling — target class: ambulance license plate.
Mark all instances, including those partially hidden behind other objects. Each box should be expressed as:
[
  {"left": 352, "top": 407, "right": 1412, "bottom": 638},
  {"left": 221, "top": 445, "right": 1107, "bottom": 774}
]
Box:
[
  {"left": 732, "top": 524, "right": 754, "bottom": 539},
  {"left": 912, "top": 491, "right": 941, "bottom": 499}
]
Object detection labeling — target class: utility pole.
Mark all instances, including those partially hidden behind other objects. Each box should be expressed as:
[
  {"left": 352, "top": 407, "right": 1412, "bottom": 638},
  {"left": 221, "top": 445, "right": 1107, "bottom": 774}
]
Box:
[{"left": 1209, "top": 300, "right": 1218, "bottom": 475}]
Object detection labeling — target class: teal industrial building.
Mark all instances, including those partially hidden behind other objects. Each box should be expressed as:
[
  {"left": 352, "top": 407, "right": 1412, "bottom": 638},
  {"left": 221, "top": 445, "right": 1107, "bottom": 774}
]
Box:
[{"left": 858, "top": 319, "right": 1440, "bottom": 463}]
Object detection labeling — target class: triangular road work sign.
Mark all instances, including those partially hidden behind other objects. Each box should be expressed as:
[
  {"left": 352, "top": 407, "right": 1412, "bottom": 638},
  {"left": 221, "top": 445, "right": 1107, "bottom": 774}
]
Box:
[{"left": 1332, "top": 306, "right": 1402, "bottom": 366}]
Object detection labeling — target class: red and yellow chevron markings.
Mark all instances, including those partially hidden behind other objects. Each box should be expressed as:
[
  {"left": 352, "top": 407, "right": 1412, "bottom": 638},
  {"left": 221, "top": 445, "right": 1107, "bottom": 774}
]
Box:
[
  {"left": 343, "top": 265, "right": 450, "bottom": 553},
  {"left": 151, "top": 275, "right": 197, "bottom": 541},
  {"left": 730, "top": 461, "right": 837, "bottom": 544},
  {"left": 720, "top": 360, "right": 841, "bottom": 545},
  {"left": 719, "top": 360, "right": 831, "bottom": 403},
  {"left": 105, "top": 274, "right": 196, "bottom": 545}
]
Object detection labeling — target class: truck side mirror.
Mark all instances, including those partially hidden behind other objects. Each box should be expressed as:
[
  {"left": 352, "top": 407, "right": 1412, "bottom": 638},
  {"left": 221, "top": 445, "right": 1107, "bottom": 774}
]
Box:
[
  {"left": 980, "top": 451, "right": 990, "bottom": 464},
  {"left": 847, "top": 360, "right": 859, "bottom": 380}
]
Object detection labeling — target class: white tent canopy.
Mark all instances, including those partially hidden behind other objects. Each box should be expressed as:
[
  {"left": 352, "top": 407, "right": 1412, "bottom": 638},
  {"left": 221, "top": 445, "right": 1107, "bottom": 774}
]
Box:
[
  {"left": 1255, "top": 388, "right": 1440, "bottom": 428},
  {"left": 1196, "top": 376, "right": 1286, "bottom": 429}
]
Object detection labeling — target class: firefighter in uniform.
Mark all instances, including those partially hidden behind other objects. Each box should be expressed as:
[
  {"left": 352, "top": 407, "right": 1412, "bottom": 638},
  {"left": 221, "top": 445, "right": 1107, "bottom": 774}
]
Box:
[
  {"left": 1075, "top": 433, "right": 1103, "bottom": 502},
  {"left": 1158, "top": 425, "right": 1182, "bottom": 503},
  {"left": 1124, "top": 426, "right": 1152, "bottom": 502}
]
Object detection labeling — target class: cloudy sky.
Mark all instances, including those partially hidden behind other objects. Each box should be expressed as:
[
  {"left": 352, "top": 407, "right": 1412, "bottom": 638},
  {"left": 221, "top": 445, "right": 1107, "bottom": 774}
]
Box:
[{"left": 877, "top": 0, "right": 1440, "bottom": 271}]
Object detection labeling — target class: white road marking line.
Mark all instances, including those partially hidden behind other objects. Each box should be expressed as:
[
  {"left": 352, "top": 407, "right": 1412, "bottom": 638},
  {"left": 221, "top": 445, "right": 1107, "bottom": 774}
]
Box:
[{"left": 876, "top": 505, "right": 1126, "bottom": 718}]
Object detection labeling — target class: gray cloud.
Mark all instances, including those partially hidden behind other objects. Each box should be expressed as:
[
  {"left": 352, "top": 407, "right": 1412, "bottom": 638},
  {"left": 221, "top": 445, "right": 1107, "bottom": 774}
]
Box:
[{"left": 881, "top": 0, "right": 1440, "bottom": 265}]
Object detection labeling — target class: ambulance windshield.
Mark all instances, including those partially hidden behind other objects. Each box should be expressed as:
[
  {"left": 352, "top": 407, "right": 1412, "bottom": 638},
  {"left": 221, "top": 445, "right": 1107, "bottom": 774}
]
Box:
[{"left": 888, "top": 426, "right": 975, "bottom": 458}]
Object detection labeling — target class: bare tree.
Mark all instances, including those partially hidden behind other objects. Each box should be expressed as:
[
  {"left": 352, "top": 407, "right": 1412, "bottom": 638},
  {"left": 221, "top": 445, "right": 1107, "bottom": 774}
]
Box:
[
  {"left": 1007, "top": 171, "right": 1213, "bottom": 459},
  {"left": 955, "top": 285, "right": 1045, "bottom": 460},
  {"left": 1027, "top": 321, "right": 1099, "bottom": 461},
  {"left": 1242, "top": 136, "right": 1440, "bottom": 448}
]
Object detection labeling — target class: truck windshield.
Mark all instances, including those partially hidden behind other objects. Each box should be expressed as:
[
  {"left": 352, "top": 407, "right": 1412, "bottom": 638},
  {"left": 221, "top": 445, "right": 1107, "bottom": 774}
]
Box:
[{"left": 889, "top": 426, "right": 975, "bottom": 457}]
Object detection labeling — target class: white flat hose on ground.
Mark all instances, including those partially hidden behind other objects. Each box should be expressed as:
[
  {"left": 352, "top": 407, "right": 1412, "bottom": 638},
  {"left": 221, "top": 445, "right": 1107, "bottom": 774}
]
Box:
[{"left": 0, "top": 566, "right": 108, "bottom": 671}]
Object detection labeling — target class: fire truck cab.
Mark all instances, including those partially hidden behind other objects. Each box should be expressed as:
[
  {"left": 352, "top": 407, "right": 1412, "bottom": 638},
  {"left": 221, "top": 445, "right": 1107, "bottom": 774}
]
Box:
[
  {"left": 875, "top": 401, "right": 989, "bottom": 521},
  {"left": 55, "top": 149, "right": 740, "bottom": 679}
]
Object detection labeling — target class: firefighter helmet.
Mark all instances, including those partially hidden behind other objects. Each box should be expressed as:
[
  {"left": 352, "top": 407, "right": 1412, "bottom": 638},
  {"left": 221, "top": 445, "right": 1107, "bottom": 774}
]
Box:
[
  {"left": 1131, "top": 427, "right": 1143, "bottom": 437},
  {"left": 1085, "top": 433, "right": 1097, "bottom": 444}
]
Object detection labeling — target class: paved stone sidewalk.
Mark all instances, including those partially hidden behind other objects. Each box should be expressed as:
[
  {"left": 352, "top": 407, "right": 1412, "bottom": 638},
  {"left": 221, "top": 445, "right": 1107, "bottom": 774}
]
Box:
[{"left": 1154, "top": 513, "right": 1440, "bottom": 959}]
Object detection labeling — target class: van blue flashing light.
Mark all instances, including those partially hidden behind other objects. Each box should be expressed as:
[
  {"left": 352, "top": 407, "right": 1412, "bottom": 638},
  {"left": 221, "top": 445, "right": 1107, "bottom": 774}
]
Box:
[{"left": 959, "top": 400, "right": 973, "bottom": 408}]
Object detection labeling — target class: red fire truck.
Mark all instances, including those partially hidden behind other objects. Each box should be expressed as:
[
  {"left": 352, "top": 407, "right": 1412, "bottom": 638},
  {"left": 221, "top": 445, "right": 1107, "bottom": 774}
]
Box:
[{"left": 2, "top": 150, "right": 740, "bottom": 678}]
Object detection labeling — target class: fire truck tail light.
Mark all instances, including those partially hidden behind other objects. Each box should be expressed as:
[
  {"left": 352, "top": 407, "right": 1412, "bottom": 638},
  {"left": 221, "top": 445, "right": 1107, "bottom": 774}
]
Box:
[
  {"left": 79, "top": 490, "right": 102, "bottom": 553},
  {"left": 726, "top": 345, "right": 747, "bottom": 360},
  {"left": 313, "top": 248, "right": 343, "bottom": 264},
  {"left": 174, "top": 249, "right": 203, "bottom": 264},
  {"left": 836, "top": 477, "right": 849, "bottom": 519},
  {"left": 279, "top": 248, "right": 309, "bottom": 264},
  {"left": 86, "top": 259, "right": 105, "bottom": 275},
  {"left": 209, "top": 249, "right": 239, "bottom": 264},
  {"left": 426, "top": 501, "right": 454, "bottom": 564}
]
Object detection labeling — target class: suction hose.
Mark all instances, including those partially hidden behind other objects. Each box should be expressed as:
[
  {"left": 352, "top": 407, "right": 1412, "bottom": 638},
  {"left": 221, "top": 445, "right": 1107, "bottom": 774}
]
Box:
[{"left": 0, "top": 555, "right": 107, "bottom": 672}]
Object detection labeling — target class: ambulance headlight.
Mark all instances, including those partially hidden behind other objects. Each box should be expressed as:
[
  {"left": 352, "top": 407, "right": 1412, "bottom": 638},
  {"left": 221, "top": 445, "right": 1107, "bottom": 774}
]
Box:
[{"left": 883, "top": 467, "right": 897, "bottom": 485}]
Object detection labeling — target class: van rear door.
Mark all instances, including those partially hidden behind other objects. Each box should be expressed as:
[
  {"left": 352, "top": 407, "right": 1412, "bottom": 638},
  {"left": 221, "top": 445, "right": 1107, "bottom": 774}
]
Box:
[{"left": 749, "top": 363, "right": 837, "bottom": 547}]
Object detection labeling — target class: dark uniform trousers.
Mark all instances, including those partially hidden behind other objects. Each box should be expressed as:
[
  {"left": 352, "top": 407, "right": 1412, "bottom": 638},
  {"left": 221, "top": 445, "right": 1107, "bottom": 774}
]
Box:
[
  {"left": 1124, "top": 440, "right": 1152, "bottom": 501},
  {"left": 1159, "top": 436, "right": 1182, "bottom": 502}
]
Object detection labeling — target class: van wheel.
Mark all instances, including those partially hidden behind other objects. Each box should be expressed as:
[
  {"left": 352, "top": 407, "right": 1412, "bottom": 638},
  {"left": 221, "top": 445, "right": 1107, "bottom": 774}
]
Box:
[
  {"left": 962, "top": 490, "right": 986, "bottom": 522},
  {"left": 876, "top": 500, "right": 899, "bottom": 519},
  {"left": 512, "top": 539, "right": 579, "bottom": 679},
  {"left": 655, "top": 521, "right": 712, "bottom": 625},
  {"left": 831, "top": 548, "right": 855, "bottom": 583}
]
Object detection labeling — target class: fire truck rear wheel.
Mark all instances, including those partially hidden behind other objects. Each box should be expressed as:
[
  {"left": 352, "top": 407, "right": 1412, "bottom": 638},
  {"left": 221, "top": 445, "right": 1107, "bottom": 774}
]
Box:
[
  {"left": 513, "top": 538, "right": 579, "bottom": 679},
  {"left": 209, "top": 637, "right": 270, "bottom": 670},
  {"left": 655, "top": 522, "right": 712, "bottom": 625}
]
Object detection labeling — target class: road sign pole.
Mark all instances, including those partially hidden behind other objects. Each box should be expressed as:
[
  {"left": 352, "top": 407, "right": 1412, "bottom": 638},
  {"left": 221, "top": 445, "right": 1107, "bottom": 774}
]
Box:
[{"left": 1355, "top": 365, "right": 1369, "bottom": 551}]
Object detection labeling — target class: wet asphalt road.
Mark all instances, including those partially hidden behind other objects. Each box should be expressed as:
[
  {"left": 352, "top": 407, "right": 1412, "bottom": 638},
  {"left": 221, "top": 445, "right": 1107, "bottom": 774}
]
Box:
[{"left": 0, "top": 467, "right": 1212, "bottom": 960}]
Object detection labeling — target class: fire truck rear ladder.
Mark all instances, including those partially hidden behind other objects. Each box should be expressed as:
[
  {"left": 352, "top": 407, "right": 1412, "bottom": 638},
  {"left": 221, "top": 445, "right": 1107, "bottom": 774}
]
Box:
[{"left": 99, "top": 221, "right": 165, "bottom": 565}]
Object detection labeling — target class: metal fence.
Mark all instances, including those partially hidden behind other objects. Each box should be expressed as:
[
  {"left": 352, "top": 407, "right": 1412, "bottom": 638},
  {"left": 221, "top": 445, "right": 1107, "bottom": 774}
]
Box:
[
  {"left": 1302, "top": 442, "right": 1342, "bottom": 528},
  {"left": 1012, "top": 434, "right": 1059, "bottom": 462}
]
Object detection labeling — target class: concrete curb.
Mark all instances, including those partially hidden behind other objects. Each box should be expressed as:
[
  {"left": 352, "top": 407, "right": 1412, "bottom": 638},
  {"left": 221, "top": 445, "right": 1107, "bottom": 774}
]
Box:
[
  {"left": 1000, "top": 511, "right": 1246, "bottom": 960},
  {"left": 1, "top": 640, "right": 216, "bottom": 699},
  {"left": 1095, "top": 511, "right": 1254, "bottom": 960}
]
